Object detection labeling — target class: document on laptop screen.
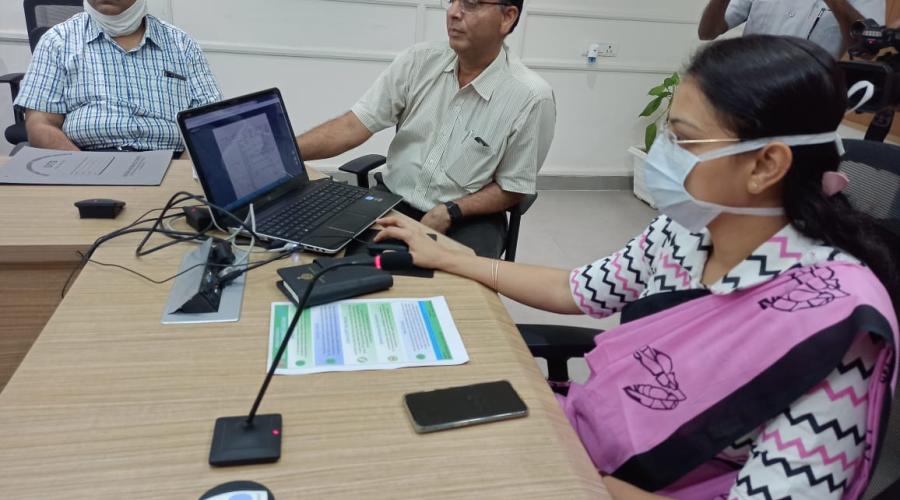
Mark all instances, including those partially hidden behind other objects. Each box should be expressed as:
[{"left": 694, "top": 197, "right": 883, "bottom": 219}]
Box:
[
  {"left": 268, "top": 296, "right": 469, "bottom": 375},
  {"left": 213, "top": 113, "right": 287, "bottom": 200},
  {"left": 180, "top": 92, "right": 304, "bottom": 210}
]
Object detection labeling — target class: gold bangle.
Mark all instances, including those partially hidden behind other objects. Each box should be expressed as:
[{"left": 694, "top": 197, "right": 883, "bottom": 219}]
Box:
[
  {"left": 491, "top": 259, "right": 501, "bottom": 293},
  {"left": 489, "top": 259, "right": 496, "bottom": 290}
]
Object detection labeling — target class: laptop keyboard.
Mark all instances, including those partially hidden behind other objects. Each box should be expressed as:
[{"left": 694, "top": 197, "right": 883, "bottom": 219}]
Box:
[{"left": 256, "top": 182, "right": 368, "bottom": 241}]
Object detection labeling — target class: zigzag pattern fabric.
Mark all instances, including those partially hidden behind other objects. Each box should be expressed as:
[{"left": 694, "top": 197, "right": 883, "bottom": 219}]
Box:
[{"left": 568, "top": 215, "right": 877, "bottom": 498}]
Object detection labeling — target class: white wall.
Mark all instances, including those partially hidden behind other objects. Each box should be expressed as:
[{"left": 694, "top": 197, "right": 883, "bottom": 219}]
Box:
[
  {"left": 0, "top": 0, "right": 711, "bottom": 176},
  {"left": 0, "top": 0, "right": 37, "bottom": 157}
]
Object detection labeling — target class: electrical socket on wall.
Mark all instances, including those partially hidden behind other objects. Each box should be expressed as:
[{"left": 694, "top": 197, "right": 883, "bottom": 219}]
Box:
[{"left": 584, "top": 42, "right": 618, "bottom": 63}]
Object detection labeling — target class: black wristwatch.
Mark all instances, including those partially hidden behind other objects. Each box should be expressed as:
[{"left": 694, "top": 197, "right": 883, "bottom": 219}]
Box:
[{"left": 444, "top": 201, "right": 463, "bottom": 226}]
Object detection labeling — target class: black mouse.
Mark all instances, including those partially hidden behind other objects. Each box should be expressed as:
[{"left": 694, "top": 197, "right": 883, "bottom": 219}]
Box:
[{"left": 367, "top": 239, "right": 408, "bottom": 256}]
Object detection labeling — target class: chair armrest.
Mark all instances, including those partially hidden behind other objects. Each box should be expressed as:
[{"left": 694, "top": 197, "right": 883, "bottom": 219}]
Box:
[
  {"left": 519, "top": 323, "right": 598, "bottom": 358},
  {"left": 0, "top": 72, "right": 25, "bottom": 102},
  {"left": 512, "top": 193, "right": 538, "bottom": 216},
  {"left": 0, "top": 73, "right": 24, "bottom": 85},
  {"left": 503, "top": 193, "right": 538, "bottom": 262},
  {"left": 1, "top": 73, "right": 26, "bottom": 127},
  {"left": 338, "top": 154, "right": 387, "bottom": 188},
  {"left": 518, "top": 323, "right": 599, "bottom": 382}
]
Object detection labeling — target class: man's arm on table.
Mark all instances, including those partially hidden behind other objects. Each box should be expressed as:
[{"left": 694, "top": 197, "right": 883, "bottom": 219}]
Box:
[
  {"left": 24, "top": 110, "right": 79, "bottom": 151},
  {"left": 296, "top": 111, "right": 373, "bottom": 161}
]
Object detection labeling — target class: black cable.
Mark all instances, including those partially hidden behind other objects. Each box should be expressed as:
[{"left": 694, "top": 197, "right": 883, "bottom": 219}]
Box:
[
  {"left": 85, "top": 256, "right": 209, "bottom": 285},
  {"left": 135, "top": 191, "right": 264, "bottom": 257},
  {"left": 61, "top": 192, "right": 231, "bottom": 298},
  {"left": 85, "top": 251, "right": 291, "bottom": 286},
  {"left": 60, "top": 191, "right": 278, "bottom": 298},
  {"left": 216, "top": 250, "right": 294, "bottom": 286},
  {"left": 134, "top": 192, "right": 215, "bottom": 257},
  {"left": 58, "top": 207, "right": 188, "bottom": 295},
  {"left": 60, "top": 226, "right": 205, "bottom": 298}
]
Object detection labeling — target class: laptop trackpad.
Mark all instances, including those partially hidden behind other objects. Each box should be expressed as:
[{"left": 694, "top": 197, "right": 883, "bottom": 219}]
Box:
[{"left": 329, "top": 212, "right": 372, "bottom": 233}]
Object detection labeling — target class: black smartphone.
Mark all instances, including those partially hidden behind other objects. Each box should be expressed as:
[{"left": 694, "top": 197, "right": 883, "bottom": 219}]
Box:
[{"left": 403, "top": 380, "right": 528, "bottom": 433}]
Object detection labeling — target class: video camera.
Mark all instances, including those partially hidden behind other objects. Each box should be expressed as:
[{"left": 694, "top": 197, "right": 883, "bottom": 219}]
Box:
[{"left": 841, "top": 19, "right": 900, "bottom": 114}]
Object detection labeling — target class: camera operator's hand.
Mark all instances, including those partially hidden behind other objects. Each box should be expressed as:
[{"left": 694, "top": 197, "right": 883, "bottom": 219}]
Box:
[
  {"left": 698, "top": 0, "right": 732, "bottom": 41},
  {"left": 823, "top": 0, "right": 868, "bottom": 54}
]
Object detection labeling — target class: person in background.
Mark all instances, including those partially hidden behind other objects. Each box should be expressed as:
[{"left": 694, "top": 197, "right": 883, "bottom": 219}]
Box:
[
  {"left": 698, "top": 0, "right": 884, "bottom": 58},
  {"left": 15, "top": 0, "right": 221, "bottom": 154},
  {"left": 376, "top": 35, "right": 900, "bottom": 499},
  {"left": 296, "top": 0, "right": 555, "bottom": 258}
]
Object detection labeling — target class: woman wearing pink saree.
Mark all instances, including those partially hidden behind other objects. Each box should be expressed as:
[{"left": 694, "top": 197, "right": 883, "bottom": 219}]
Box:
[{"left": 376, "top": 36, "right": 900, "bottom": 499}]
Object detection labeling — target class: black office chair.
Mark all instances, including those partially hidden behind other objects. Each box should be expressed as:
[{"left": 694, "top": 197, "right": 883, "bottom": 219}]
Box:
[
  {"left": 840, "top": 139, "right": 900, "bottom": 239},
  {"left": 838, "top": 139, "right": 900, "bottom": 500},
  {"left": 338, "top": 153, "right": 538, "bottom": 262},
  {"left": 1, "top": 0, "right": 83, "bottom": 147}
]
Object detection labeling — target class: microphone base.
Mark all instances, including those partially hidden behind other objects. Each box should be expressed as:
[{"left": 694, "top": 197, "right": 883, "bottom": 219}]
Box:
[{"left": 209, "top": 414, "right": 282, "bottom": 467}]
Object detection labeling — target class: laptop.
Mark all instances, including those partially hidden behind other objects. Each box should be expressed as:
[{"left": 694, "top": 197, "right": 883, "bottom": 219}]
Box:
[{"left": 177, "top": 88, "right": 402, "bottom": 254}]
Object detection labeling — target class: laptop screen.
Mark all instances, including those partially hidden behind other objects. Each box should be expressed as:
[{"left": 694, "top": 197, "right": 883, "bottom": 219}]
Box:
[{"left": 181, "top": 91, "right": 305, "bottom": 211}]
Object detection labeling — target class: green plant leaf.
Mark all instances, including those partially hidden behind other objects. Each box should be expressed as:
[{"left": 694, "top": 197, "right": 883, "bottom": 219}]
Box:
[
  {"left": 663, "top": 72, "right": 681, "bottom": 88},
  {"left": 639, "top": 97, "right": 663, "bottom": 118},
  {"left": 648, "top": 84, "right": 667, "bottom": 96},
  {"left": 645, "top": 122, "right": 657, "bottom": 152}
]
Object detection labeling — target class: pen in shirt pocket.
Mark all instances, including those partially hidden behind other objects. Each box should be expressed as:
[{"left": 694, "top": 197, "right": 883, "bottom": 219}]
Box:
[
  {"left": 806, "top": 8, "right": 826, "bottom": 39},
  {"left": 164, "top": 70, "right": 187, "bottom": 81}
]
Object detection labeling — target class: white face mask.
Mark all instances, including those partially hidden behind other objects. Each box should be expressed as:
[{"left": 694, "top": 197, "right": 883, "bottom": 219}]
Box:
[
  {"left": 84, "top": 0, "right": 147, "bottom": 37},
  {"left": 645, "top": 126, "right": 844, "bottom": 233}
]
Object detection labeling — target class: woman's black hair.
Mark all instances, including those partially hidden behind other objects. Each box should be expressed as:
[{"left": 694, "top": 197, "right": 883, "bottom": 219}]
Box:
[{"left": 686, "top": 35, "right": 900, "bottom": 311}]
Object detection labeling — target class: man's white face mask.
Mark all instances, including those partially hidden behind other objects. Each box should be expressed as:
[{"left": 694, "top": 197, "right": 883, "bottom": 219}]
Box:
[{"left": 83, "top": 0, "right": 148, "bottom": 37}]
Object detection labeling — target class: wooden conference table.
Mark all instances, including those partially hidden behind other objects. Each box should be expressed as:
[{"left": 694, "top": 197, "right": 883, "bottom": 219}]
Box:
[{"left": 0, "top": 158, "right": 608, "bottom": 498}]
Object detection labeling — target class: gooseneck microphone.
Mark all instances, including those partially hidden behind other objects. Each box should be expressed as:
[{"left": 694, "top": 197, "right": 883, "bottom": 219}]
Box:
[{"left": 209, "top": 252, "right": 414, "bottom": 467}]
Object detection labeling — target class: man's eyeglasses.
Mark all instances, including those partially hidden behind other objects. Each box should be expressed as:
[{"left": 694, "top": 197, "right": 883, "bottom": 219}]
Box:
[{"left": 441, "top": 0, "right": 512, "bottom": 13}]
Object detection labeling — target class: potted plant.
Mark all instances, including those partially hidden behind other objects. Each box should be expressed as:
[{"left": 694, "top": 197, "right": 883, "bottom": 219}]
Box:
[{"left": 629, "top": 72, "right": 680, "bottom": 207}]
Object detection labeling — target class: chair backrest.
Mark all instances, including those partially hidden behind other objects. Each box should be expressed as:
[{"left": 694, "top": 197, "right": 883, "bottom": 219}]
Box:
[
  {"left": 838, "top": 139, "right": 900, "bottom": 238},
  {"left": 838, "top": 140, "right": 900, "bottom": 499},
  {"left": 23, "top": 0, "right": 83, "bottom": 52}
]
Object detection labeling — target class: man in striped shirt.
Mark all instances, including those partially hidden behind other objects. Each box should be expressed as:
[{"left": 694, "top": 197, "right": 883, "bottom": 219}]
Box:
[
  {"left": 14, "top": 0, "right": 221, "bottom": 154},
  {"left": 297, "top": 0, "right": 556, "bottom": 258}
]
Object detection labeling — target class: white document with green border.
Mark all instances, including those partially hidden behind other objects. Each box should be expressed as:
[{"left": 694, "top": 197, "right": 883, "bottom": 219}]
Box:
[{"left": 268, "top": 296, "right": 469, "bottom": 375}]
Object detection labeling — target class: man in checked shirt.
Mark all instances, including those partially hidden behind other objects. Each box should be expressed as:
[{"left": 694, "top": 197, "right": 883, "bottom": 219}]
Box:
[{"left": 15, "top": 0, "right": 221, "bottom": 156}]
